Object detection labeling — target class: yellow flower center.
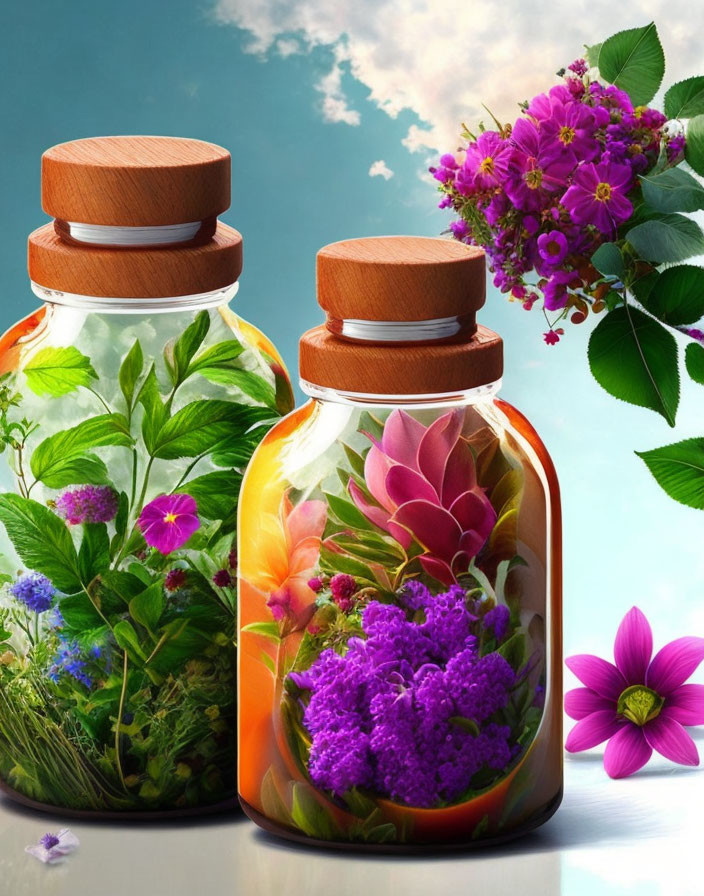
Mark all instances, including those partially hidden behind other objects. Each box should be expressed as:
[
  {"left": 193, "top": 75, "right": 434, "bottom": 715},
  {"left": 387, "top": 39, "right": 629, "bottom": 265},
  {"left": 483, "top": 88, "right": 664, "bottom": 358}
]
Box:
[
  {"left": 629, "top": 143, "right": 643, "bottom": 155},
  {"left": 559, "top": 125, "right": 576, "bottom": 145},
  {"left": 163, "top": 512, "right": 178, "bottom": 524},
  {"left": 634, "top": 105, "right": 646, "bottom": 119},
  {"left": 524, "top": 167, "right": 543, "bottom": 189},
  {"left": 617, "top": 685, "right": 664, "bottom": 726},
  {"left": 594, "top": 182, "right": 612, "bottom": 202},
  {"left": 479, "top": 156, "right": 495, "bottom": 174}
]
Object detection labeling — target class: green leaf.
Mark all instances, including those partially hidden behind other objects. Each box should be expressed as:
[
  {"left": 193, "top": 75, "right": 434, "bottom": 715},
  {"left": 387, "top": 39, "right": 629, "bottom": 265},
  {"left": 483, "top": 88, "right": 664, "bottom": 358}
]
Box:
[
  {"left": 626, "top": 214, "right": 704, "bottom": 263},
  {"left": 163, "top": 311, "right": 210, "bottom": 386},
  {"left": 241, "top": 621, "right": 281, "bottom": 642},
  {"left": 100, "top": 570, "right": 149, "bottom": 604},
  {"left": 174, "top": 470, "right": 241, "bottom": 520},
  {"left": 136, "top": 366, "right": 169, "bottom": 454},
  {"left": 23, "top": 346, "right": 98, "bottom": 398},
  {"left": 112, "top": 619, "right": 147, "bottom": 662},
  {"left": 591, "top": 242, "right": 625, "bottom": 279},
  {"left": 128, "top": 582, "right": 165, "bottom": 631},
  {"left": 686, "top": 115, "right": 704, "bottom": 177},
  {"left": 196, "top": 366, "right": 277, "bottom": 410},
  {"left": 0, "top": 494, "right": 81, "bottom": 592},
  {"left": 639, "top": 168, "right": 704, "bottom": 214},
  {"left": 597, "top": 23, "right": 664, "bottom": 106},
  {"left": 685, "top": 342, "right": 704, "bottom": 385},
  {"left": 58, "top": 592, "right": 104, "bottom": 630},
  {"left": 585, "top": 42, "right": 602, "bottom": 68},
  {"left": 665, "top": 76, "right": 704, "bottom": 119},
  {"left": 78, "top": 523, "right": 110, "bottom": 582},
  {"left": 319, "top": 545, "right": 378, "bottom": 584},
  {"left": 639, "top": 265, "right": 704, "bottom": 326},
  {"left": 588, "top": 305, "right": 679, "bottom": 426},
  {"left": 290, "top": 783, "right": 337, "bottom": 840},
  {"left": 636, "top": 438, "right": 704, "bottom": 508},
  {"left": 30, "top": 414, "right": 133, "bottom": 487},
  {"left": 152, "top": 400, "right": 271, "bottom": 460},
  {"left": 188, "top": 340, "right": 244, "bottom": 375},
  {"left": 118, "top": 340, "right": 144, "bottom": 409},
  {"left": 324, "top": 492, "right": 376, "bottom": 532},
  {"left": 497, "top": 631, "right": 528, "bottom": 672}
]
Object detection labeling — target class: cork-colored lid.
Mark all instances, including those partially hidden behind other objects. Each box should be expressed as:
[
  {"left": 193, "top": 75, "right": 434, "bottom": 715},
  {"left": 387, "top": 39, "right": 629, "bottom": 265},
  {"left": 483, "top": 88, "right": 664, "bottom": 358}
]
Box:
[
  {"left": 317, "top": 236, "right": 485, "bottom": 321},
  {"left": 300, "top": 236, "right": 502, "bottom": 395},
  {"left": 42, "top": 136, "right": 231, "bottom": 226}
]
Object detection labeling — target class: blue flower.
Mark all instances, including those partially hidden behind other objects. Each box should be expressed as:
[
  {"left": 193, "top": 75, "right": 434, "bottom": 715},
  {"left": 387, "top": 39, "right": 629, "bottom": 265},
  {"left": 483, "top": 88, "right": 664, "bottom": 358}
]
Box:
[
  {"left": 48, "top": 639, "right": 93, "bottom": 688},
  {"left": 10, "top": 572, "right": 56, "bottom": 613}
]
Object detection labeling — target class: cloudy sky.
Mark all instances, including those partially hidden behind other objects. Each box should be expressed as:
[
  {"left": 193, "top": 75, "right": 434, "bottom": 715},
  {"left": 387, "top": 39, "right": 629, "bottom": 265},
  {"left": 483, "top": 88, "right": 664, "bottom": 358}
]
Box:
[{"left": 1, "top": 0, "right": 703, "bottom": 655}]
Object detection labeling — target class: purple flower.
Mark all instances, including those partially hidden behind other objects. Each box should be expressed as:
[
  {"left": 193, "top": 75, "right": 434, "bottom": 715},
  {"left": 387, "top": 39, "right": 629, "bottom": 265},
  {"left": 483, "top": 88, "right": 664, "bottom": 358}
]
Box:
[
  {"left": 213, "top": 568, "right": 233, "bottom": 588},
  {"left": 543, "top": 330, "right": 561, "bottom": 346},
  {"left": 667, "top": 133, "right": 686, "bottom": 163},
  {"left": 456, "top": 131, "right": 508, "bottom": 193},
  {"left": 537, "top": 230, "right": 569, "bottom": 267},
  {"left": 562, "top": 160, "right": 633, "bottom": 233},
  {"left": 483, "top": 605, "right": 510, "bottom": 642},
  {"left": 540, "top": 98, "right": 599, "bottom": 161},
  {"left": 289, "top": 581, "right": 519, "bottom": 807},
  {"left": 164, "top": 568, "right": 187, "bottom": 592},
  {"left": 565, "top": 606, "right": 704, "bottom": 778},
  {"left": 55, "top": 485, "right": 119, "bottom": 525},
  {"left": 307, "top": 576, "right": 324, "bottom": 593},
  {"left": 137, "top": 494, "right": 200, "bottom": 554},
  {"left": 543, "top": 269, "right": 581, "bottom": 311},
  {"left": 48, "top": 638, "right": 95, "bottom": 688},
  {"left": 498, "top": 118, "right": 573, "bottom": 211},
  {"left": 568, "top": 58, "right": 588, "bottom": 76},
  {"left": 10, "top": 572, "right": 55, "bottom": 613},
  {"left": 25, "top": 829, "right": 79, "bottom": 864},
  {"left": 330, "top": 573, "right": 357, "bottom": 610}
]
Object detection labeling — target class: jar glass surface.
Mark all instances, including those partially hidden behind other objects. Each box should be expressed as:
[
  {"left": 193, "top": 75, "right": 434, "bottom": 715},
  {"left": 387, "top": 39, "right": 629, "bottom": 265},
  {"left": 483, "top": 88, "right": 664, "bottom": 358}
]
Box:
[
  {"left": 0, "top": 285, "right": 293, "bottom": 815},
  {"left": 238, "top": 384, "right": 561, "bottom": 846}
]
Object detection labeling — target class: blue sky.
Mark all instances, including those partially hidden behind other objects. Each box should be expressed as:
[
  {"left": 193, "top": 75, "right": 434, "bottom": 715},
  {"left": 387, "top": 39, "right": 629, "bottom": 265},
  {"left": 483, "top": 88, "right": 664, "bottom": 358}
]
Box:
[{"left": 1, "top": 0, "right": 703, "bottom": 653}]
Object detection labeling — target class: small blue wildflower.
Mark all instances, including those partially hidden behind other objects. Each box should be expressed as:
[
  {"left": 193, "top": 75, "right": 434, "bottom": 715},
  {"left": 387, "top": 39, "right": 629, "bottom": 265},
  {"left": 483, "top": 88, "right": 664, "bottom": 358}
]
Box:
[
  {"left": 9, "top": 572, "right": 55, "bottom": 613},
  {"left": 48, "top": 638, "right": 93, "bottom": 688}
]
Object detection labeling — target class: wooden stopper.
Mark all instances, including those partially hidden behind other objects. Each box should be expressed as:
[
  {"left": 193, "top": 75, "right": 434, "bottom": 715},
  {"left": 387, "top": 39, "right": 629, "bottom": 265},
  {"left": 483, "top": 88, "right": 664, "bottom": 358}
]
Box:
[
  {"left": 28, "top": 221, "right": 243, "bottom": 299},
  {"left": 42, "top": 136, "right": 231, "bottom": 226},
  {"left": 317, "top": 236, "right": 485, "bottom": 322}
]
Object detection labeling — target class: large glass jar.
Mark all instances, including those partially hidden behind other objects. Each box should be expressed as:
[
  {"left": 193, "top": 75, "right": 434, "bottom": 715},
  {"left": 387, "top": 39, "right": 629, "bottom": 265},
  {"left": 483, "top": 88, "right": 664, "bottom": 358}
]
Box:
[
  {"left": 0, "top": 137, "right": 293, "bottom": 817},
  {"left": 238, "top": 237, "right": 562, "bottom": 848}
]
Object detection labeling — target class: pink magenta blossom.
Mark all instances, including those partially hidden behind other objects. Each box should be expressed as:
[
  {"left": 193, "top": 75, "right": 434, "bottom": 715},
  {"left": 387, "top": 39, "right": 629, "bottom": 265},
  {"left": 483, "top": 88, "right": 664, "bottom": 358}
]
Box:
[
  {"left": 350, "top": 409, "right": 496, "bottom": 585},
  {"left": 562, "top": 160, "right": 633, "bottom": 233},
  {"left": 565, "top": 606, "right": 704, "bottom": 778},
  {"left": 137, "top": 494, "right": 200, "bottom": 554}
]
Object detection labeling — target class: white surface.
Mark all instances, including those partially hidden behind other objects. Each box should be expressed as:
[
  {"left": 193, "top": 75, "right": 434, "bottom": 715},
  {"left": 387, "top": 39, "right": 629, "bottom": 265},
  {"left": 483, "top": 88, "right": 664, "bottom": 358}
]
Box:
[{"left": 0, "top": 738, "right": 701, "bottom": 896}]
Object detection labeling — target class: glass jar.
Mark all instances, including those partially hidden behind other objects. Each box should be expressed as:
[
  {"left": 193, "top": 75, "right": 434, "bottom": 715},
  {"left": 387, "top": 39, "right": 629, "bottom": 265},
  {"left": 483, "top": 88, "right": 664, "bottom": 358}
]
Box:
[
  {"left": 0, "top": 137, "right": 293, "bottom": 817},
  {"left": 238, "top": 237, "right": 562, "bottom": 848}
]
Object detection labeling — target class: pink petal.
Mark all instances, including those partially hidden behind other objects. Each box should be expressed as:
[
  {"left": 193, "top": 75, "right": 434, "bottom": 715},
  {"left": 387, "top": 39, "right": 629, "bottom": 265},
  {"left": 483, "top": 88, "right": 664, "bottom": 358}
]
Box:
[
  {"left": 564, "top": 709, "right": 622, "bottom": 752},
  {"left": 565, "top": 654, "right": 626, "bottom": 701},
  {"left": 348, "top": 481, "right": 406, "bottom": 544},
  {"left": 644, "top": 715, "right": 700, "bottom": 766},
  {"left": 603, "top": 724, "right": 652, "bottom": 778},
  {"left": 419, "top": 555, "right": 456, "bottom": 586},
  {"left": 646, "top": 637, "right": 704, "bottom": 695},
  {"left": 613, "top": 606, "right": 653, "bottom": 685},
  {"left": 663, "top": 684, "right": 704, "bottom": 726},
  {"left": 286, "top": 500, "right": 326, "bottom": 547},
  {"left": 385, "top": 465, "right": 439, "bottom": 508},
  {"left": 564, "top": 687, "right": 613, "bottom": 720},
  {"left": 380, "top": 410, "right": 425, "bottom": 469},
  {"left": 449, "top": 490, "right": 496, "bottom": 537},
  {"left": 364, "top": 445, "right": 394, "bottom": 512},
  {"left": 441, "top": 439, "right": 477, "bottom": 506},
  {"left": 416, "top": 410, "right": 464, "bottom": 495},
  {"left": 391, "top": 500, "right": 462, "bottom": 562}
]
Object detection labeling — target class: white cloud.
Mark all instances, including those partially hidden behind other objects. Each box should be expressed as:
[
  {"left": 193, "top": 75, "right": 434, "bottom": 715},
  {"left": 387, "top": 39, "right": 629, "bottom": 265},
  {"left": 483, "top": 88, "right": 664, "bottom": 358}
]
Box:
[
  {"left": 369, "top": 159, "right": 394, "bottom": 180},
  {"left": 214, "top": 0, "right": 704, "bottom": 153}
]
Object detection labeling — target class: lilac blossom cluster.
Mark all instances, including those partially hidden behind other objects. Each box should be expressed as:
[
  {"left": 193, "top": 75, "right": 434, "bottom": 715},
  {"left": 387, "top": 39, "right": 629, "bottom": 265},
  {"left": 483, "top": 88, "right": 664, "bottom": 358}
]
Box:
[
  {"left": 55, "top": 485, "right": 119, "bottom": 525},
  {"left": 289, "top": 580, "right": 519, "bottom": 807},
  {"left": 432, "top": 60, "right": 683, "bottom": 343}
]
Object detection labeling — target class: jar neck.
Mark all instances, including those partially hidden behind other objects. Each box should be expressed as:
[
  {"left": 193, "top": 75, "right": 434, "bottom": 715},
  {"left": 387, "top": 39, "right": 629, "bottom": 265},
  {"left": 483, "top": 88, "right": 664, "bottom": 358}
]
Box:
[
  {"left": 53, "top": 216, "right": 217, "bottom": 248},
  {"left": 30, "top": 281, "right": 239, "bottom": 313},
  {"left": 299, "top": 378, "right": 501, "bottom": 408},
  {"left": 326, "top": 313, "right": 475, "bottom": 344}
]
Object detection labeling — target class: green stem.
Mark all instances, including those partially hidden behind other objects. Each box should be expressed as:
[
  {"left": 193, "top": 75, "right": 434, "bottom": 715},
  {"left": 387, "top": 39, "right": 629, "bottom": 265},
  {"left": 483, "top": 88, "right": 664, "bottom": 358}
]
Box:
[
  {"left": 115, "top": 650, "right": 129, "bottom": 790},
  {"left": 14, "top": 443, "right": 29, "bottom": 499},
  {"left": 171, "top": 453, "right": 206, "bottom": 492},
  {"left": 86, "top": 386, "right": 113, "bottom": 416},
  {"left": 129, "top": 449, "right": 138, "bottom": 508}
]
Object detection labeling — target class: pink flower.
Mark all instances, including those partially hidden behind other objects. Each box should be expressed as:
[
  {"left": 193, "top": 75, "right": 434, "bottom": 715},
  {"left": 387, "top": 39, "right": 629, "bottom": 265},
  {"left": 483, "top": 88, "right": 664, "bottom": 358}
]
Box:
[
  {"left": 537, "top": 230, "right": 569, "bottom": 267},
  {"left": 164, "top": 568, "right": 187, "bottom": 591},
  {"left": 565, "top": 606, "right": 704, "bottom": 778},
  {"left": 562, "top": 160, "right": 633, "bottom": 234},
  {"left": 137, "top": 494, "right": 200, "bottom": 554},
  {"left": 55, "top": 485, "right": 119, "bottom": 525},
  {"left": 543, "top": 330, "right": 561, "bottom": 346},
  {"left": 349, "top": 409, "right": 497, "bottom": 585},
  {"left": 456, "top": 131, "right": 509, "bottom": 193}
]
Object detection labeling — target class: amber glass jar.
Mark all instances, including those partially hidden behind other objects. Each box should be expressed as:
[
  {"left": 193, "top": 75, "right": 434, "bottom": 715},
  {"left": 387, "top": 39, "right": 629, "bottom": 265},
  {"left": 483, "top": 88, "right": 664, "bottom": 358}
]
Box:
[
  {"left": 0, "top": 137, "right": 293, "bottom": 816},
  {"left": 238, "top": 236, "right": 562, "bottom": 849}
]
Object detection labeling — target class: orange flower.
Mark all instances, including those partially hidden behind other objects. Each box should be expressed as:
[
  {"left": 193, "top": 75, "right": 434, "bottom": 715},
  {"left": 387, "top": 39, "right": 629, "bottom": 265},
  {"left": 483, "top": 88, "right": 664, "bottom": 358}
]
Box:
[{"left": 249, "top": 491, "right": 326, "bottom": 633}]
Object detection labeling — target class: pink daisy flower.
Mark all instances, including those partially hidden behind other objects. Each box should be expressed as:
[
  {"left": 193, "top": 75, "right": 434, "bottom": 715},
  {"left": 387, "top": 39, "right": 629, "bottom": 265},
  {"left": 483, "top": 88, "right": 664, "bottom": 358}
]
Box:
[{"left": 565, "top": 606, "right": 704, "bottom": 778}]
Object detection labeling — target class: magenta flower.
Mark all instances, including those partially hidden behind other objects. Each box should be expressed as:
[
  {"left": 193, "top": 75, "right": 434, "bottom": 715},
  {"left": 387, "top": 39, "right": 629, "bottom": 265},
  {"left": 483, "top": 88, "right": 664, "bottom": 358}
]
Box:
[
  {"left": 350, "top": 409, "right": 496, "bottom": 585},
  {"left": 498, "top": 118, "right": 574, "bottom": 211},
  {"left": 562, "top": 160, "right": 633, "bottom": 233},
  {"left": 543, "top": 269, "right": 581, "bottom": 311},
  {"left": 565, "top": 606, "right": 704, "bottom": 778},
  {"left": 456, "top": 131, "right": 509, "bottom": 193},
  {"left": 55, "top": 485, "right": 119, "bottom": 525},
  {"left": 543, "top": 329, "right": 561, "bottom": 345},
  {"left": 540, "top": 99, "right": 599, "bottom": 162},
  {"left": 137, "top": 494, "right": 200, "bottom": 554},
  {"left": 537, "top": 230, "right": 569, "bottom": 267}
]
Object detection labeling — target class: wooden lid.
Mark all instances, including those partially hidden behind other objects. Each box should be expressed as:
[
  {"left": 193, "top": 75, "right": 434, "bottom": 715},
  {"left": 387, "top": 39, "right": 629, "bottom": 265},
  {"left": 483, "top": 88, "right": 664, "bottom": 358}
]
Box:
[
  {"left": 317, "top": 236, "right": 485, "bottom": 321},
  {"left": 28, "top": 221, "right": 243, "bottom": 298},
  {"left": 42, "top": 136, "right": 231, "bottom": 226},
  {"left": 299, "top": 325, "right": 503, "bottom": 394}
]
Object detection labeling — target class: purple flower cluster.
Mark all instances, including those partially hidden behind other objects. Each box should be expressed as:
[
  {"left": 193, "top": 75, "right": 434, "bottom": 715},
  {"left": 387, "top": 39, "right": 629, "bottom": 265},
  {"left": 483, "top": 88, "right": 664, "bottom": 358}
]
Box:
[
  {"left": 433, "top": 61, "right": 678, "bottom": 342},
  {"left": 55, "top": 485, "right": 119, "bottom": 525},
  {"left": 289, "top": 580, "right": 517, "bottom": 807},
  {"left": 10, "top": 572, "right": 56, "bottom": 613}
]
